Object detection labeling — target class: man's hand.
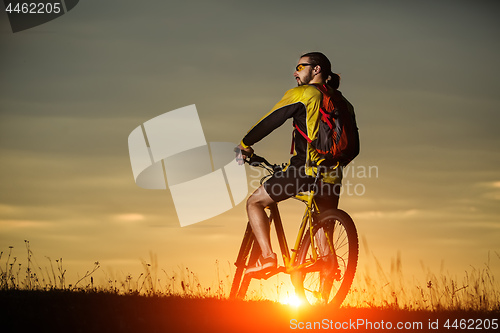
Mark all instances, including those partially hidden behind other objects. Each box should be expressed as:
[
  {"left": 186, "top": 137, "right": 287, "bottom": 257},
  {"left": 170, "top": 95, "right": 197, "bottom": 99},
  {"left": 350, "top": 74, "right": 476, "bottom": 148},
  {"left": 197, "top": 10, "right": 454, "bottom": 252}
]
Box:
[{"left": 235, "top": 144, "right": 254, "bottom": 165}]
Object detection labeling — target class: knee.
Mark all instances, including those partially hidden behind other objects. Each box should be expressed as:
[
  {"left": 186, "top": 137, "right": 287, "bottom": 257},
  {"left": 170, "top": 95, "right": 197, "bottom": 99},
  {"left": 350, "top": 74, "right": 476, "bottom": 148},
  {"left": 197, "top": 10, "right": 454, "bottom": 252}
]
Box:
[
  {"left": 246, "top": 191, "right": 262, "bottom": 210},
  {"left": 246, "top": 187, "right": 272, "bottom": 210}
]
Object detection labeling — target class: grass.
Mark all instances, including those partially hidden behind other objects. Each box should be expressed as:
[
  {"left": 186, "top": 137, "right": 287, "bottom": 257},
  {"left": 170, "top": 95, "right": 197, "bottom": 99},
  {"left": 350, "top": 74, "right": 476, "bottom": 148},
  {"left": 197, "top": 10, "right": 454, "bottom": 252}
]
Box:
[
  {"left": 345, "top": 251, "right": 500, "bottom": 311},
  {"left": 1, "top": 289, "right": 498, "bottom": 333},
  {"left": 1, "top": 241, "right": 499, "bottom": 311},
  {"left": 1, "top": 242, "right": 499, "bottom": 332},
  {"left": 0, "top": 242, "right": 230, "bottom": 299},
  {"left": 0, "top": 240, "right": 100, "bottom": 291}
]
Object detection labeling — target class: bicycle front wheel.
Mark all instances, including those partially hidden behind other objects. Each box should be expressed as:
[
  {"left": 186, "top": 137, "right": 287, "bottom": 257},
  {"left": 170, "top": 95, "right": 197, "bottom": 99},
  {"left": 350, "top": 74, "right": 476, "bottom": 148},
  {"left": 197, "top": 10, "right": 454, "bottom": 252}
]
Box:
[
  {"left": 293, "top": 209, "right": 358, "bottom": 307},
  {"left": 229, "top": 222, "right": 262, "bottom": 300}
]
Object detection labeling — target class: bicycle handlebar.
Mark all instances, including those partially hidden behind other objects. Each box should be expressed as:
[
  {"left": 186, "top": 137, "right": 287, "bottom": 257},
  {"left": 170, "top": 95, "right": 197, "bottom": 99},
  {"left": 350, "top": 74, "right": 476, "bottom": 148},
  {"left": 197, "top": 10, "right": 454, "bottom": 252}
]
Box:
[
  {"left": 234, "top": 147, "right": 282, "bottom": 175},
  {"left": 235, "top": 147, "right": 337, "bottom": 182},
  {"left": 246, "top": 154, "right": 271, "bottom": 167}
]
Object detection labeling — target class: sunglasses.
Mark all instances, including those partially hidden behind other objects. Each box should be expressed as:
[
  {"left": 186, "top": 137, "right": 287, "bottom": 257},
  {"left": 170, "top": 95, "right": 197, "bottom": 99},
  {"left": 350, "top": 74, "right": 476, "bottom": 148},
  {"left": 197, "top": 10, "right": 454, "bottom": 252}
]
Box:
[{"left": 295, "top": 63, "right": 315, "bottom": 72}]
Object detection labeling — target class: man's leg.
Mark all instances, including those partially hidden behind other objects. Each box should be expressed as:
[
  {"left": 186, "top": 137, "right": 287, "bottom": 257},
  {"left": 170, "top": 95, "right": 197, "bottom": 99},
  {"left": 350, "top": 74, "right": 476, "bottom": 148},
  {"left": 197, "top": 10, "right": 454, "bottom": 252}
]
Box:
[
  {"left": 246, "top": 185, "right": 275, "bottom": 258},
  {"left": 244, "top": 165, "right": 309, "bottom": 274}
]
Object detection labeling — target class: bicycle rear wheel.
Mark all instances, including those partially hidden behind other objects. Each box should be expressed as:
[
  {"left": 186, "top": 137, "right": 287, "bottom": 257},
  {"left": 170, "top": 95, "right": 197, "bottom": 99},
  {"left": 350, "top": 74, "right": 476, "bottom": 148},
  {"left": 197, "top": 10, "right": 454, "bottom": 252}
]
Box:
[{"left": 293, "top": 209, "right": 358, "bottom": 307}]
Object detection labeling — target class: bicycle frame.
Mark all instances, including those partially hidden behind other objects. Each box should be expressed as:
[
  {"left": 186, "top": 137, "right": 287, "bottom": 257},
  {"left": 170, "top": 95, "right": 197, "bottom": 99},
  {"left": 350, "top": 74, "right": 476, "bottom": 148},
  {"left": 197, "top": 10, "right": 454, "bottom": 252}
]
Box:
[
  {"left": 265, "top": 193, "right": 336, "bottom": 278},
  {"left": 230, "top": 152, "right": 358, "bottom": 305},
  {"left": 237, "top": 157, "right": 339, "bottom": 280}
]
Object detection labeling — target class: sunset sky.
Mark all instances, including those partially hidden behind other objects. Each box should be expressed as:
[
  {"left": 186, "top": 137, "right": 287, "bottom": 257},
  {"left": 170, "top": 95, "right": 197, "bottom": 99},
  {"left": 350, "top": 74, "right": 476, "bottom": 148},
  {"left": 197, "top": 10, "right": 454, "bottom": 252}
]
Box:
[{"left": 1, "top": 0, "right": 499, "bottom": 296}]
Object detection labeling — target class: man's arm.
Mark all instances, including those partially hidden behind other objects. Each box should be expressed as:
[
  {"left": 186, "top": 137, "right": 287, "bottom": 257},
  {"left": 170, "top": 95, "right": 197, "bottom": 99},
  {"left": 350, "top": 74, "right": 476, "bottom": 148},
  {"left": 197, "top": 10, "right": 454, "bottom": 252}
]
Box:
[
  {"left": 235, "top": 143, "right": 254, "bottom": 165},
  {"left": 240, "top": 87, "right": 307, "bottom": 148}
]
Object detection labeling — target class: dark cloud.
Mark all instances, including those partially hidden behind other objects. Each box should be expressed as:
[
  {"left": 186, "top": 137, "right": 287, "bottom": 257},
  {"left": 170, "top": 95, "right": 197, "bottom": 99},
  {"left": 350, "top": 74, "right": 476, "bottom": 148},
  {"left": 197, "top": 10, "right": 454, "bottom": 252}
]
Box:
[{"left": 0, "top": 0, "right": 499, "bottom": 285}]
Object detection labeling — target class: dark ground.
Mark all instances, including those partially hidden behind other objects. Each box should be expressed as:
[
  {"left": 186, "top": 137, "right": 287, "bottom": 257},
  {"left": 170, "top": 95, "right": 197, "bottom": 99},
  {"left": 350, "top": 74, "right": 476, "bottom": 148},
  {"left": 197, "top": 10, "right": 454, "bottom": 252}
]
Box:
[{"left": 1, "top": 290, "right": 499, "bottom": 333}]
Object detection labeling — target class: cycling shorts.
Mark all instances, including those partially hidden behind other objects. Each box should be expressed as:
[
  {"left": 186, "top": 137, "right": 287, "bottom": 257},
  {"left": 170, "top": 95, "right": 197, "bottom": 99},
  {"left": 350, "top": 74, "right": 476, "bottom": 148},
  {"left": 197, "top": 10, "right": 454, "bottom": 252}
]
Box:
[{"left": 263, "top": 165, "right": 340, "bottom": 209}]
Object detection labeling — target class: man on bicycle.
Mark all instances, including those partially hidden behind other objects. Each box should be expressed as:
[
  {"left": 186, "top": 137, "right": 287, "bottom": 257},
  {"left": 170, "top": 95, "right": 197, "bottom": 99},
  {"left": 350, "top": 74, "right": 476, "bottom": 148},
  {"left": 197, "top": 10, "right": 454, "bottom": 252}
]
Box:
[{"left": 236, "top": 52, "right": 355, "bottom": 275}]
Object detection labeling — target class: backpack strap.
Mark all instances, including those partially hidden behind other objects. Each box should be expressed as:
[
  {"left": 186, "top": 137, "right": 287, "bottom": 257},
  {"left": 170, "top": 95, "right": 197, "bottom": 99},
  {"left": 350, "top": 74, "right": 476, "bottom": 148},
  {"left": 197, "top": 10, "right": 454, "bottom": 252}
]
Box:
[
  {"left": 290, "top": 84, "right": 332, "bottom": 154},
  {"left": 293, "top": 123, "right": 312, "bottom": 143},
  {"left": 290, "top": 121, "right": 312, "bottom": 154},
  {"left": 319, "top": 108, "right": 333, "bottom": 129}
]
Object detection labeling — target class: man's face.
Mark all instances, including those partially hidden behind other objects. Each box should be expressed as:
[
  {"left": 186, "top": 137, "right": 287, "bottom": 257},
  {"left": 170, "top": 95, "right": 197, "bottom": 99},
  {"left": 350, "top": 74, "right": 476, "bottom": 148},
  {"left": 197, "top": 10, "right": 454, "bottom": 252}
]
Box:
[{"left": 294, "top": 57, "right": 316, "bottom": 86}]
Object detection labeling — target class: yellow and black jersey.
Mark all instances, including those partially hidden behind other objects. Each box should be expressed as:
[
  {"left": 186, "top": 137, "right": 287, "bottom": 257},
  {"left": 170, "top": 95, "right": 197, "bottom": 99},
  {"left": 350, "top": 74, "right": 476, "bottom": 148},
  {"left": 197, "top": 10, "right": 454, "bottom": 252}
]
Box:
[{"left": 241, "top": 85, "right": 342, "bottom": 184}]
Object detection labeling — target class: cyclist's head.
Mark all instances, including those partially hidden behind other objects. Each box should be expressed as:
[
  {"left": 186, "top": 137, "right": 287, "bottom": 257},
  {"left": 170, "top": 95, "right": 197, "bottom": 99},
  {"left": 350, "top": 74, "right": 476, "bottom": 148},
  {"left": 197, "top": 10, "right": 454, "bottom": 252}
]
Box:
[{"left": 298, "top": 52, "right": 340, "bottom": 89}]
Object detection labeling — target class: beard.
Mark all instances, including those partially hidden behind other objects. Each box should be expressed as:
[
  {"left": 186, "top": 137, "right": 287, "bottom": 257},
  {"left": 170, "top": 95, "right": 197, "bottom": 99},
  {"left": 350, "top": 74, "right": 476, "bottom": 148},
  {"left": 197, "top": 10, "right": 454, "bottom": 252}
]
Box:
[{"left": 296, "top": 71, "right": 313, "bottom": 86}]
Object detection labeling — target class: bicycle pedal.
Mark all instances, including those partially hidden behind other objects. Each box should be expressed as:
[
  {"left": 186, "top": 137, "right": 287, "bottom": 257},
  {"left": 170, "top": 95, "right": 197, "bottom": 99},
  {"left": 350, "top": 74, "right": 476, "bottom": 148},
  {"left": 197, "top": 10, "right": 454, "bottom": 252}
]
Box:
[{"left": 246, "top": 267, "right": 279, "bottom": 280}]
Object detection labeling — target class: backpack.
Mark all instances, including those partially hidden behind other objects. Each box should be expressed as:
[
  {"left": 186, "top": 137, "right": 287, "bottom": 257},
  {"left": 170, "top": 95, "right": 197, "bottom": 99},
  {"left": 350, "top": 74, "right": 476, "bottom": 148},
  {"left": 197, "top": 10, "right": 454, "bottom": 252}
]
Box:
[{"left": 294, "top": 84, "right": 359, "bottom": 166}]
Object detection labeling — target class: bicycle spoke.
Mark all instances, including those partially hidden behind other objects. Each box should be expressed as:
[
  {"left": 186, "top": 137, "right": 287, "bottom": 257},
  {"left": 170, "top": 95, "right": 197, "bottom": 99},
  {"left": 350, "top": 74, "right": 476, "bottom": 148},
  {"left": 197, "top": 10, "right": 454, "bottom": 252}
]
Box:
[{"left": 294, "top": 210, "right": 358, "bottom": 307}]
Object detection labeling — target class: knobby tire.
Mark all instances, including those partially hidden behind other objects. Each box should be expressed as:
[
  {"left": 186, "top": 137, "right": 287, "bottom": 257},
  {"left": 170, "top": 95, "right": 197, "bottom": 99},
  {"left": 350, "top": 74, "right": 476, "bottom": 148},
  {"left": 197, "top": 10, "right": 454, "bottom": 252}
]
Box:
[
  {"left": 294, "top": 209, "right": 358, "bottom": 307},
  {"left": 229, "top": 228, "right": 261, "bottom": 300}
]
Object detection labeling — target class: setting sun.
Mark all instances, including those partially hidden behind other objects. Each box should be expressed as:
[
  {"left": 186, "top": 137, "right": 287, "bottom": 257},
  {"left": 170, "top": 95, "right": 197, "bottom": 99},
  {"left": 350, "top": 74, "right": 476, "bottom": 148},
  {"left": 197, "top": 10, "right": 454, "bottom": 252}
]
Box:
[
  {"left": 280, "top": 293, "right": 303, "bottom": 307},
  {"left": 1, "top": 1, "right": 499, "bottom": 332}
]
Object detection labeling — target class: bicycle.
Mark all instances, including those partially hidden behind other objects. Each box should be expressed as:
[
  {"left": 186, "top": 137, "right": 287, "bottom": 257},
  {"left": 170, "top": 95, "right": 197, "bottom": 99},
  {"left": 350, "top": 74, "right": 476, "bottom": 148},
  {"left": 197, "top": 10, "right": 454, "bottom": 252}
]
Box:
[{"left": 229, "top": 153, "right": 359, "bottom": 307}]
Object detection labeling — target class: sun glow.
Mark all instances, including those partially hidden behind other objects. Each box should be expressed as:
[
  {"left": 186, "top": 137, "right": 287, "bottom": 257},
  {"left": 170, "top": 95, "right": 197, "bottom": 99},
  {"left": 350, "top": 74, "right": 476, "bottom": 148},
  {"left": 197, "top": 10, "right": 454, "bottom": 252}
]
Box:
[{"left": 279, "top": 294, "right": 303, "bottom": 307}]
